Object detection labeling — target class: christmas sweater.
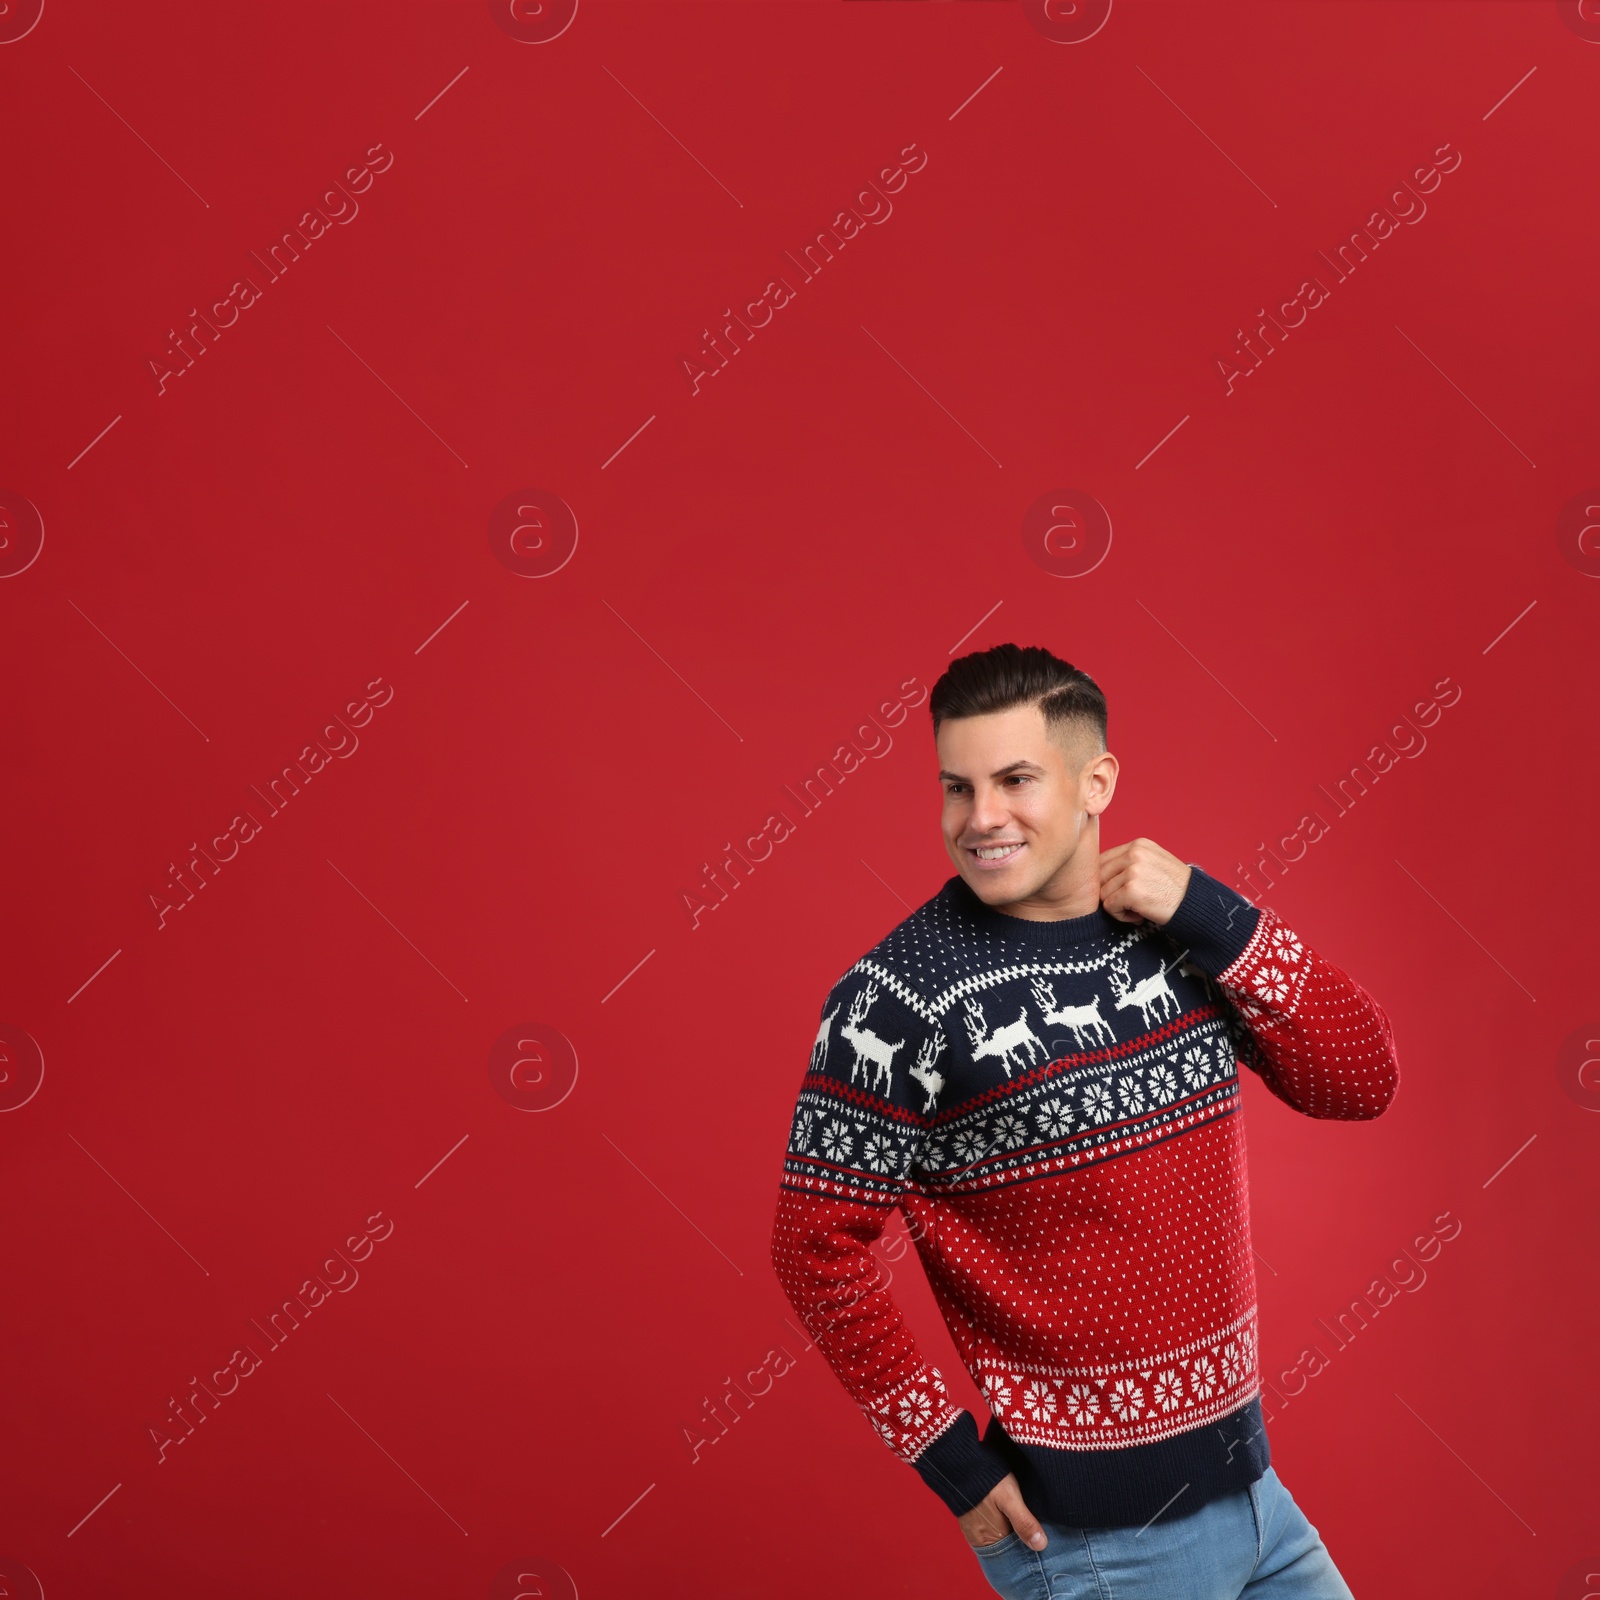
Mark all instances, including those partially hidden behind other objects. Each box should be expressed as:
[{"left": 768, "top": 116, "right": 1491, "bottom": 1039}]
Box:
[{"left": 769, "top": 865, "right": 1399, "bottom": 1526}]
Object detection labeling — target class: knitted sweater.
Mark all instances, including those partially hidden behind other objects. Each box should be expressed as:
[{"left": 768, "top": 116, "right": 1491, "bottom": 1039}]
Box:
[{"left": 769, "top": 865, "right": 1399, "bottom": 1526}]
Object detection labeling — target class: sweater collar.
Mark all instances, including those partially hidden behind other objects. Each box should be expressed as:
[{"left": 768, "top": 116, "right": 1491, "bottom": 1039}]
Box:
[{"left": 943, "top": 873, "right": 1127, "bottom": 949}]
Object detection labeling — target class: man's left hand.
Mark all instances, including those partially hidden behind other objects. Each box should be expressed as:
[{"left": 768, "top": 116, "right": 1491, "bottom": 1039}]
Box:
[{"left": 1099, "top": 838, "right": 1192, "bottom": 926}]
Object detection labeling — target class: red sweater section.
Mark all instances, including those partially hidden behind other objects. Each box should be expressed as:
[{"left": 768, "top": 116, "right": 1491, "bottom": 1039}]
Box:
[{"left": 769, "top": 870, "right": 1398, "bottom": 1519}]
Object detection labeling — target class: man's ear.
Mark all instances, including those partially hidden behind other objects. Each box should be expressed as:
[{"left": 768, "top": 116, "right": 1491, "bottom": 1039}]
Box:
[{"left": 1084, "top": 748, "right": 1118, "bottom": 813}]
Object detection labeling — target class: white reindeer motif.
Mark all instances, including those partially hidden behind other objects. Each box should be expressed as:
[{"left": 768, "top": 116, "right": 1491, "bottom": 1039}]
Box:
[
  {"left": 908, "top": 1034, "right": 947, "bottom": 1113},
  {"left": 963, "top": 997, "right": 1048, "bottom": 1078},
  {"left": 810, "top": 1002, "right": 839, "bottom": 1071},
  {"left": 1029, "top": 977, "right": 1117, "bottom": 1049},
  {"left": 839, "top": 982, "right": 905, "bottom": 1098},
  {"left": 1108, "top": 955, "right": 1180, "bottom": 1029}
]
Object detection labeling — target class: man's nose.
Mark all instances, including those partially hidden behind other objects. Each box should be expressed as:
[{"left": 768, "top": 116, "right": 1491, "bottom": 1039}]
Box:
[{"left": 969, "top": 785, "right": 1009, "bottom": 830}]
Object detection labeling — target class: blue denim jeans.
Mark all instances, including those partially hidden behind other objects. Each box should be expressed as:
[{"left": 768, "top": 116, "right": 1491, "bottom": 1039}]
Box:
[{"left": 969, "top": 1466, "right": 1356, "bottom": 1599}]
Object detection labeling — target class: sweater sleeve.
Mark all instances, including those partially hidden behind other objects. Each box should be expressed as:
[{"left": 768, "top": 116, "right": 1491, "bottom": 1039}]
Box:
[
  {"left": 769, "top": 967, "right": 1012, "bottom": 1517},
  {"left": 1161, "top": 865, "right": 1400, "bottom": 1121}
]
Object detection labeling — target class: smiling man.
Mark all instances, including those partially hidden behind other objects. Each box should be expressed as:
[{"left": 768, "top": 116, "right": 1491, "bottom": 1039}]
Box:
[{"left": 769, "top": 643, "right": 1398, "bottom": 1599}]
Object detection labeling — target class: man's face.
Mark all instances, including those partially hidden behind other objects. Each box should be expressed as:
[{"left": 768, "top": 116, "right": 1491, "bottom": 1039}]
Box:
[{"left": 936, "top": 704, "right": 1111, "bottom": 907}]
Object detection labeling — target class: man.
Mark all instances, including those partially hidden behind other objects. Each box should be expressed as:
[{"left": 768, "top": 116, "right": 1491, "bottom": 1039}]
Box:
[{"left": 769, "top": 643, "right": 1398, "bottom": 1598}]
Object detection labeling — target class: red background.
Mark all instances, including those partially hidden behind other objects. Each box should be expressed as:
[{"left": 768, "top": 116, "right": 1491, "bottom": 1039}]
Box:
[{"left": 3, "top": 2, "right": 1597, "bottom": 1596}]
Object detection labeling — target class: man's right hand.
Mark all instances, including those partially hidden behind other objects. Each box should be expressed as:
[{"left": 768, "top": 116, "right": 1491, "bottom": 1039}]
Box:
[{"left": 958, "top": 1472, "right": 1049, "bottom": 1551}]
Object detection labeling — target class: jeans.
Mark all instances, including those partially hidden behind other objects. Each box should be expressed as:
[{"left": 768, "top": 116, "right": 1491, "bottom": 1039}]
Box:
[{"left": 969, "top": 1466, "right": 1356, "bottom": 1599}]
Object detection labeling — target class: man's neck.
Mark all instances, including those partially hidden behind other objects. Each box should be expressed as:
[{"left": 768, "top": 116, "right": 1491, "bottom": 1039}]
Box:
[{"left": 984, "top": 845, "right": 1102, "bottom": 922}]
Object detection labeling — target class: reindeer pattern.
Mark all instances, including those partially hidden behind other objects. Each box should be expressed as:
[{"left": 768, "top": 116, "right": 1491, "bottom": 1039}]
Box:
[
  {"left": 807, "top": 940, "right": 1221, "bottom": 1135},
  {"left": 838, "top": 981, "right": 906, "bottom": 1099}
]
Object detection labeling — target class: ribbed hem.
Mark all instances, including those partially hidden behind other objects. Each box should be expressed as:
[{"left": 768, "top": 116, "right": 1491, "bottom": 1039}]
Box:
[
  {"left": 982, "top": 1395, "right": 1271, "bottom": 1528},
  {"left": 944, "top": 875, "right": 1128, "bottom": 951},
  {"left": 911, "top": 1408, "right": 1014, "bottom": 1516},
  {"left": 1159, "top": 864, "right": 1262, "bottom": 977}
]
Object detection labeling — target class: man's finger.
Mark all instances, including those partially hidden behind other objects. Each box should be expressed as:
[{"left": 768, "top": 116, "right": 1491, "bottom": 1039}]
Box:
[{"left": 995, "top": 1484, "right": 1048, "bottom": 1551}]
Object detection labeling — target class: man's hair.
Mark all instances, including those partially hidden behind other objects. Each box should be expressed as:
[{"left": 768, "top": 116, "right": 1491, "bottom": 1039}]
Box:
[{"left": 929, "top": 642, "right": 1107, "bottom": 756}]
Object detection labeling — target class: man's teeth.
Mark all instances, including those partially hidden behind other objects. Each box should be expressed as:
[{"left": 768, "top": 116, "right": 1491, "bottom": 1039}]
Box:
[{"left": 976, "top": 844, "right": 1021, "bottom": 860}]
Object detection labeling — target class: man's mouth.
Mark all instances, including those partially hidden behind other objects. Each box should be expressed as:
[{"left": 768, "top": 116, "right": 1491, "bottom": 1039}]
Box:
[{"left": 968, "top": 841, "right": 1025, "bottom": 865}]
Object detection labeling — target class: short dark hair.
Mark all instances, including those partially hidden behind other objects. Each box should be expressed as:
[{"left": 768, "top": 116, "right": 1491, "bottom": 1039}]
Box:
[{"left": 929, "top": 642, "right": 1107, "bottom": 753}]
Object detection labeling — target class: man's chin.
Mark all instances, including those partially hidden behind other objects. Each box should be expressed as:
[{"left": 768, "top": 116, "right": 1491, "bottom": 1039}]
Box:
[{"left": 961, "top": 862, "right": 1041, "bottom": 906}]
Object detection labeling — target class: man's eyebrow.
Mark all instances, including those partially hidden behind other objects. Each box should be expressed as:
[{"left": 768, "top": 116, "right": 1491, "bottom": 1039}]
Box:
[{"left": 937, "top": 759, "right": 1046, "bottom": 782}]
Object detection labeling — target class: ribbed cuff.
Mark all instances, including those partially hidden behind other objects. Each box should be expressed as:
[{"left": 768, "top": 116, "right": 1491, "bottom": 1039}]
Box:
[
  {"left": 912, "top": 1409, "right": 1014, "bottom": 1516},
  {"left": 1160, "top": 864, "right": 1261, "bottom": 976}
]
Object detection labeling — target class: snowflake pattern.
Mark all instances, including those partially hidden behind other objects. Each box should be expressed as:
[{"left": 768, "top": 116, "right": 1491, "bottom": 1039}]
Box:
[
  {"left": 1063, "top": 1383, "right": 1101, "bottom": 1426},
  {"left": 861, "top": 1131, "right": 898, "bottom": 1174},
  {"left": 1108, "top": 1377, "right": 1145, "bottom": 1421},
  {"left": 1151, "top": 1367, "right": 1184, "bottom": 1412},
  {"left": 1035, "top": 1096, "right": 1074, "bottom": 1139},
  {"left": 989, "top": 1112, "right": 1029, "bottom": 1151},
  {"left": 818, "top": 1119, "right": 854, "bottom": 1163},
  {"left": 1220, "top": 1339, "right": 1243, "bottom": 1387},
  {"left": 1251, "top": 965, "right": 1291, "bottom": 1005},
  {"left": 969, "top": 1314, "right": 1257, "bottom": 1447},
  {"left": 897, "top": 1388, "right": 935, "bottom": 1429},
  {"left": 1021, "top": 1379, "right": 1058, "bottom": 1423},
  {"left": 1081, "top": 1081, "right": 1116, "bottom": 1124},
  {"left": 951, "top": 1126, "right": 989, "bottom": 1164},
  {"left": 981, "top": 1372, "right": 1014, "bottom": 1412},
  {"left": 894, "top": 1017, "right": 1240, "bottom": 1186},
  {"left": 1267, "top": 924, "right": 1303, "bottom": 965}
]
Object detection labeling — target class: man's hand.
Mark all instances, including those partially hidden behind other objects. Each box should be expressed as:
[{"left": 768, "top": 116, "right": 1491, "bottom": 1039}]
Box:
[
  {"left": 1099, "top": 838, "right": 1192, "bottom": 927},
  {"left": 958, "top": 1473, "right": 1048, "bottom": 1551}
]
